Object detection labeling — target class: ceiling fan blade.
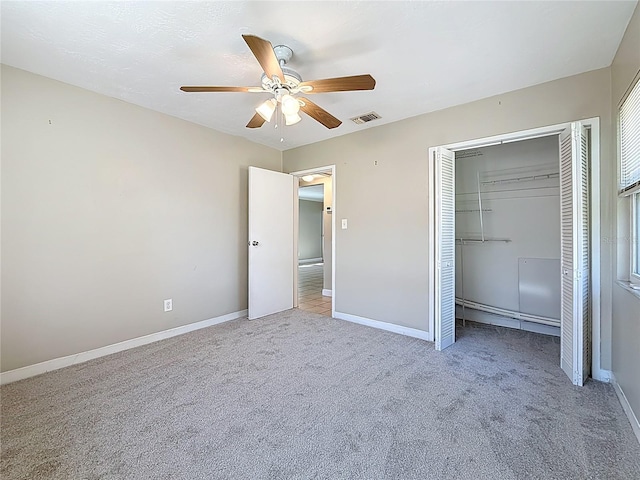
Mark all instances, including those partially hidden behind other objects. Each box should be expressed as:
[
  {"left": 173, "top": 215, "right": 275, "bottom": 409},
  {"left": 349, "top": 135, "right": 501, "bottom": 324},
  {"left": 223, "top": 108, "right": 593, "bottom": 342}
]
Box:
[
  {"left": 242, "top": 34, "right": 285, "bottom": 83},
  {"left": 180, "top": 86, "right": 259, "bottom": 92},
  {"left": 299, "top": 74, "right": 376, "bottom": 93},
  {"left": 246, "top": 113, "right": 266, "bottom": 129},
  {"left": 299, "top": 98, "right": 342, "bottom": 129}
]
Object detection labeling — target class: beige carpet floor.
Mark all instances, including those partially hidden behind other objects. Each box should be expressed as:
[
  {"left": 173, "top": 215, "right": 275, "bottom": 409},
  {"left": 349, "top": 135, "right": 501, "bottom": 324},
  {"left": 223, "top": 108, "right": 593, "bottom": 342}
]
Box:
[{"left": 1, "top": 309, "right": 639, "bottom": 479}]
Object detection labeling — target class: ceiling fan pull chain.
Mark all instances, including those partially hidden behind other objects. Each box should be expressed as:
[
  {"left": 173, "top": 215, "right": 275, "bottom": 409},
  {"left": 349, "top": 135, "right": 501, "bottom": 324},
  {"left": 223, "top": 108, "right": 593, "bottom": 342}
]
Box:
[{"left": 280, "top": 105, "right": 285, "bottom": 143}]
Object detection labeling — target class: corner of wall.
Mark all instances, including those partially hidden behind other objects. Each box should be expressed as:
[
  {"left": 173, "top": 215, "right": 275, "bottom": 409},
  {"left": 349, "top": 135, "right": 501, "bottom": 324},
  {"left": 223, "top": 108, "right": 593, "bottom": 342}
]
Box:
[{"left": 611, "top": 372, "right": 640, "bottom": 445}]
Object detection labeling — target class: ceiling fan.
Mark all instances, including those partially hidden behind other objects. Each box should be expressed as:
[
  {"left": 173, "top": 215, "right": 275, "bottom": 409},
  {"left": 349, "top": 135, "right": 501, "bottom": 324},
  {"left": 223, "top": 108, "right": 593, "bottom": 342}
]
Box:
[{"left": 180, "top": 35, "right": 376, "bottom": 130}]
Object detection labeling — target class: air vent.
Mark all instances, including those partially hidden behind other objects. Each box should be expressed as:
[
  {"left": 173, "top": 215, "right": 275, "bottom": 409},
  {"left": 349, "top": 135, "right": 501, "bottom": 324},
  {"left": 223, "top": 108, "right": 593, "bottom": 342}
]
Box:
[{"left": 350, "top": 111, "right": 381, "bottom": 125}]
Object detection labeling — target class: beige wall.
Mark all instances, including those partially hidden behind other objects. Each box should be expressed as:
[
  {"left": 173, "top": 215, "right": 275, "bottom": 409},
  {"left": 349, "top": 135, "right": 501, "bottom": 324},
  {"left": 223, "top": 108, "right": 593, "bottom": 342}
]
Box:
[
  {"left": 284, "top": 67, "right": 614, "bottom": 366},
  {"left": 611, "top": 4, "right": 640, "bottom": 425},
  {"left": 1, "top": 65, "right": 281, "bottom": 372}
]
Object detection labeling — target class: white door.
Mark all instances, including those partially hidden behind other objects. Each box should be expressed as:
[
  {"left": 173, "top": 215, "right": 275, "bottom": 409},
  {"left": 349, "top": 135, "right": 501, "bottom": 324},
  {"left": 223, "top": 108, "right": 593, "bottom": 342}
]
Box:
[
  {"left": 248, "top": 167, "right": 296, "bottom": 319},
  {"left": 559, "top": 122, "right": 591, "bottom": 385},
  {"left": 434, "top": 147, "right": 456, "bottom": 350}
]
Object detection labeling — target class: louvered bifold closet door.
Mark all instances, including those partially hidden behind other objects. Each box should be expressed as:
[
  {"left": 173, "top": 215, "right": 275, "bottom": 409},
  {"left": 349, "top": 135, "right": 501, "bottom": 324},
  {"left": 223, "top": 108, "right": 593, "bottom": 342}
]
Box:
[
  {"left": 559, "top": 122, "right": 591, "bottom": 386},
  {"left": 577, "top": 123, "right": 591, "bottom": 385},
  {"left": 435, "top": 147, "right": 456, "bottom": 350},
  {"left": 559, "top": 128, "right": 574, "bottom": 381}
]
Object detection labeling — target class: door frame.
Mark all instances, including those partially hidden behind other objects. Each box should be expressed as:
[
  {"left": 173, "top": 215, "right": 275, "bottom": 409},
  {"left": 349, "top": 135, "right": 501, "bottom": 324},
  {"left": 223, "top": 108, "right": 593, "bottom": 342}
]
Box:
[
  {"left": 289, "top": 165, "right": 337, "bottom": 318},
  {"left": 427, "top": 117, "right": 603, "bottom": 380}
]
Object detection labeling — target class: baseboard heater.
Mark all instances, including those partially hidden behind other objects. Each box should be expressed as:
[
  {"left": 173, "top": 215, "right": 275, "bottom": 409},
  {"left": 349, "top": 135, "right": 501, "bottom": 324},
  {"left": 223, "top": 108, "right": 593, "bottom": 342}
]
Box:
[{"left": 455, "top": 298, "right": 560, "bottom": 327}]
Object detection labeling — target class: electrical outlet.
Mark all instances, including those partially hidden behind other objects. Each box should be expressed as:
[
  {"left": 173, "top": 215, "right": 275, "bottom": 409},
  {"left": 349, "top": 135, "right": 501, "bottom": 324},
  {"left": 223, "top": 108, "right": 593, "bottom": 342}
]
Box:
[{"left": 164, "top": 299, "right": 172, "bottom": 312}]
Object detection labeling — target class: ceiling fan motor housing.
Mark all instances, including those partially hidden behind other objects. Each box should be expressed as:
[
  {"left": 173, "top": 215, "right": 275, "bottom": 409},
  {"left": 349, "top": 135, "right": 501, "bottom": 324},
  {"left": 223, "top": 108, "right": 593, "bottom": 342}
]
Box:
[{"left": 261, "top": 66, "right": 302, "bottom": 91}]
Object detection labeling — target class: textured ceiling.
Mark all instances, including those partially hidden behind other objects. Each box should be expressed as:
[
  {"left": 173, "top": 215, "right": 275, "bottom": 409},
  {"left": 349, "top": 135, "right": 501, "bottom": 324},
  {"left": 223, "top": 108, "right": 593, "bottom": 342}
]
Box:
[{"left": 1, "top": 1, "right": 637, "bottom": 151}]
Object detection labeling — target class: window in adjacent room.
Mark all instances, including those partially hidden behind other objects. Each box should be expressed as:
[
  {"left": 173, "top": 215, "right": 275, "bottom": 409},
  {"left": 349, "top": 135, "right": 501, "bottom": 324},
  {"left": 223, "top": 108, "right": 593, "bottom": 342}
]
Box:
[{"left": 619, "top": 73, "right": 640, "bottom": 285}]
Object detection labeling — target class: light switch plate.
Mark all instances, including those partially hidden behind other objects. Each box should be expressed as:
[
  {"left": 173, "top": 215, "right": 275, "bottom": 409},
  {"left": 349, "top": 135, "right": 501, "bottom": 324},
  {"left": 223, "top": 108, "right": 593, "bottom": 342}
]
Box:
[{"left": 341, "top": 219, "right": 348, "bottom": 229}]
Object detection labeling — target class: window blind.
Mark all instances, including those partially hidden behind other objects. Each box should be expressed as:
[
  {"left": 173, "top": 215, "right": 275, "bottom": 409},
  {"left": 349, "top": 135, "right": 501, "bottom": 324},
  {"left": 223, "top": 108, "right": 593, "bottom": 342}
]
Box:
[{"left": 620, "top": 76, "right": 640, "bottom": 195}]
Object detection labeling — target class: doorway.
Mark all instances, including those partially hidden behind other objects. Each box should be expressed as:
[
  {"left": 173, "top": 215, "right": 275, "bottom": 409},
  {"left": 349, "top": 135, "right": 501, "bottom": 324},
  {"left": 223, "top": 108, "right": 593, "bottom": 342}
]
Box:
[
  {"left": 247, "top": 165, "right": 336, "bottom": 320},
  {"left": 298, "top": 182, "right": 330, "bottom": 315},
  {"left": 293, "top": 168, "right": 334, "bottom": 317},
  {"left": 428, "top": 119, "right": 602, "bottom": 386},
  {"left": 454, "top": 136, "right": 562, "bottom": 337}
]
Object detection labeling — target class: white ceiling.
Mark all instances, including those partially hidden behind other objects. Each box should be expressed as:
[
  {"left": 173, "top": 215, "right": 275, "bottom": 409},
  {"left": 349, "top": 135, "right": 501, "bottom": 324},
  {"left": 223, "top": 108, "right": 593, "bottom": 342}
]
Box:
[{"left": 1, "top": 1, "right": 636, "bottom": 151}]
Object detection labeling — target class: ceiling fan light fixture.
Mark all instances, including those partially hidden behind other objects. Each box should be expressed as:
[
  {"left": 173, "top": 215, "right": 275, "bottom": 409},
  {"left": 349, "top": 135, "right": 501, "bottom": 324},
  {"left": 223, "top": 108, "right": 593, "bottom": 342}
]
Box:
[
  {"left": 285, "top": 112, "right": 302, "bottom": 126},
  {"left": 256, "top": 98, "right": 277, "bottom": 122},
  {"left": 281, "top": 94, "right": 301, "bottom": 116}
]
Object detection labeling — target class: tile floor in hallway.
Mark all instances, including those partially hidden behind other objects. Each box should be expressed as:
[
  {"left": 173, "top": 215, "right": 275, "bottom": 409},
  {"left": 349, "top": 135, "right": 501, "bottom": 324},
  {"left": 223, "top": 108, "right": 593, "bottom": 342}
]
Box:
[{"left": 298, "top": 263, "right": 332, "bottom": 316}]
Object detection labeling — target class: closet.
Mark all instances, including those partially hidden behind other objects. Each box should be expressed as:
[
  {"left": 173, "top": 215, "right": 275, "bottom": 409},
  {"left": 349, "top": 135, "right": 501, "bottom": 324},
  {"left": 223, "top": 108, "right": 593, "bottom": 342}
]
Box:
[{"left": 454, "top": 136, "right": 562, "bottom": 336}]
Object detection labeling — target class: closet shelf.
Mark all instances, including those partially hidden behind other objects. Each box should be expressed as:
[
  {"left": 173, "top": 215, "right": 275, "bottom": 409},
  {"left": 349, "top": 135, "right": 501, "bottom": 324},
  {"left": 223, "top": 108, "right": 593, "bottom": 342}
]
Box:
[
  {"left": 481, "top": 172, "right": 559, "bottom": 186},
  {"left": 455, "top": 208, "right": 492, "bottom": 213}
]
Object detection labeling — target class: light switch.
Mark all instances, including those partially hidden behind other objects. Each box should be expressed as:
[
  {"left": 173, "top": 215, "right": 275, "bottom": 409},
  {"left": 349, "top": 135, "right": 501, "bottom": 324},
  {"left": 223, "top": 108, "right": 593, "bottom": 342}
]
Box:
[{"left": 341, "top": 219, "right": 348, "bottom": 229}]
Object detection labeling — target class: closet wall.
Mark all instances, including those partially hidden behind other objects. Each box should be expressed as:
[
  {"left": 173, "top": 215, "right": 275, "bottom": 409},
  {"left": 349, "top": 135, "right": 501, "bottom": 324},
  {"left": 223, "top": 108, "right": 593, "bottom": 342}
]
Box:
[{"left": 455, "top": 136, "right": 561, "bottom": 334}]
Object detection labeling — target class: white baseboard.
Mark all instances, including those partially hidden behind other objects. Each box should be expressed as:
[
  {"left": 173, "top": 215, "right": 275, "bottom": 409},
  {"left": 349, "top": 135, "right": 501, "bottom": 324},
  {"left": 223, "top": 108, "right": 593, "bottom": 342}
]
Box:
[
  {"left": 593, "top": 368, "right": 612, "bottom": 383},
  {"left": 334, "top": 311, "right": 430, "bottom": 341},
  {"left": 0, "top": 309, "right": 247, "bottom": 385},
  {"left": 322, "top": 289, "right": 332, "bottom": 297},
  {"left": 611, "top": 373, "right": 640, "bottom": 445}
]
